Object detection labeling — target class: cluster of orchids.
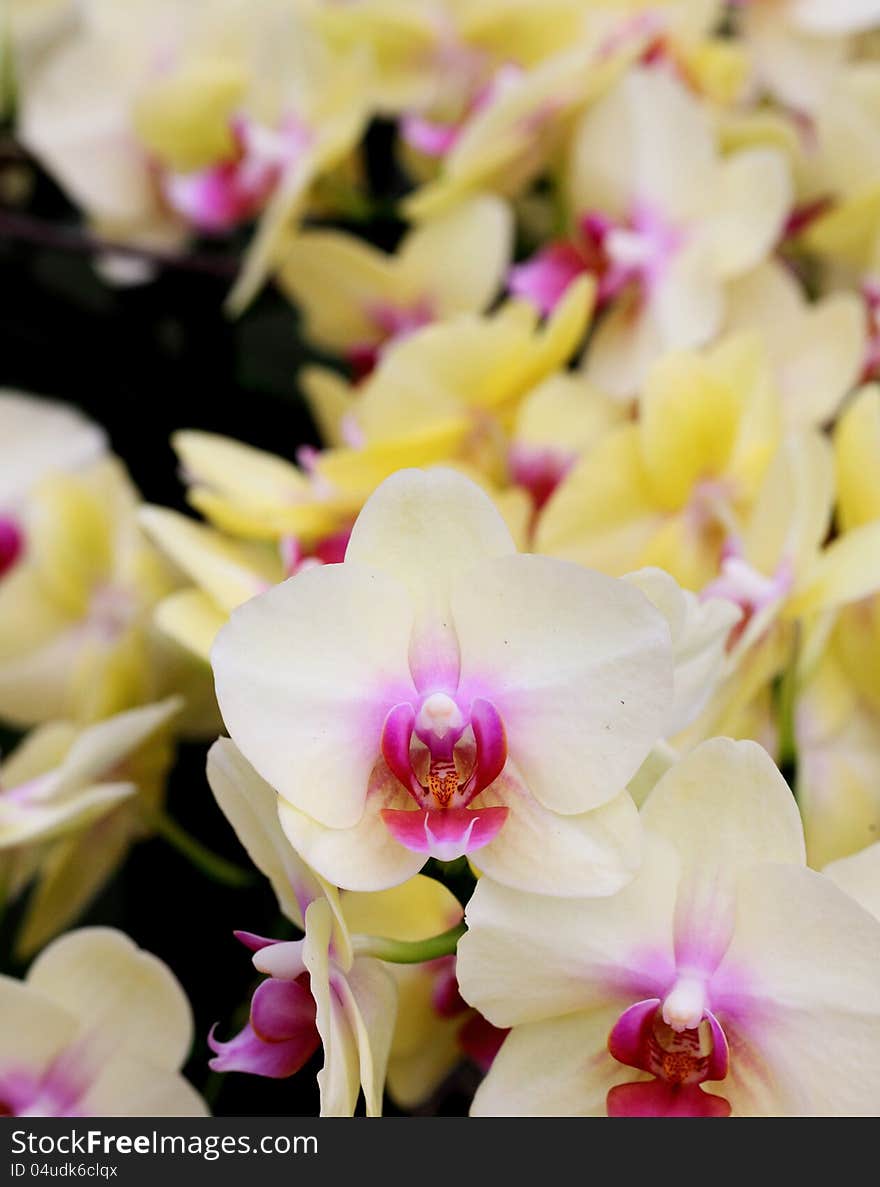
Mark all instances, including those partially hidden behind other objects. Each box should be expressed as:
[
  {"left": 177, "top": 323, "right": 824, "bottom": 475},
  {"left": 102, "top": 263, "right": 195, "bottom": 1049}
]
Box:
[{"left": 4, "top": 0, "right": 880, "bottom": 1118}]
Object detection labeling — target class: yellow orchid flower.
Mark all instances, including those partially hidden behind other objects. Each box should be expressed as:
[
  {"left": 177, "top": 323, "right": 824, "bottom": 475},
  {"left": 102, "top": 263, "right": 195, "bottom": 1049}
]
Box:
[
  {"left": 139, "top": 505, "right": 284, "bottom": 664},
  {"left": 816, "top": 384, "right": 880, "bottom": 717},
  {"left": 537, "top": 332, "right": 782, "bottom": 589},
  {"left": 277, "top": 195, "right": 513, "bottom": 365},
  {"left": 0, "top": 698, "right": 180, "bottom": 957},
  {"left": 674, "top": 420, "right": 880, "bottom": 750},
  {"left": 538, "top": 64, "right": 792, "bottom": 398},
  {"left": 13, "top": 0, "right": 369, "bottom": 303},
  {"left": 402, "top": 35, "right": 644, "bottom": 221},
  {"left": 307, "top": 276, "right": 595, "bottom": 498},
  {"left": 737, "top": 0, "right": 878, "bottom": 116},
  {"left": 801, "top": 63, "right": 880, "bottom": 273},
  {"left": 171, "top": 429, "right": 358, "bottom": 543},
  {"left": 724, "top": 260, "right": 865, "bottom": 428},
  {"left": 0, "top": 456, "right": 184, "bottom": 727},
  {"left": 795, "top": 647, "right": 880, "bottom": 869}
]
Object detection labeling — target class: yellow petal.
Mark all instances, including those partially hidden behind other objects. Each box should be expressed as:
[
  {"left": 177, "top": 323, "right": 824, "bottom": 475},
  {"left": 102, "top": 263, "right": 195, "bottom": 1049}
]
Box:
[{"left": 834, "top": 384, "right": 880, "bottom": 532}]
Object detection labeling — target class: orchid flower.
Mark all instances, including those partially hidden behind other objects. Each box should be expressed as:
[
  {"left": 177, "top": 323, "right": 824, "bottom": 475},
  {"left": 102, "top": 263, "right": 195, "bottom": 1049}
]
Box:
[
  {"left": 537, "top": 332, "right": 782, "bottom": 590},
  {"left": 303, "top": 276, "right": 594, "bottom": 484},
  {"left": 277, "top": 196, "right": 513, "bottom": 375},
  {"left": 403, "top": 36, "right": 647, "bottom": 221},
  {"left": 0, "top": 699, "right": 180, "bottom": 957},
  {"left": 459, "top": 737, "right": 880, "bottom": 1116},
  {"left": 512, "top": 64, "right": 791, "bottom": 397},
  {"left": 724, "top": 261, "right": 865, "bottom": 429},
  {"left": 212, "top": 467, "right": 673, "bottom": 895},
  {"left": 738, "top": 0, "right": 880, "bottom": 116},
  {"left": 0, "top": 928, "right": 206, "bottom": 1116},
  {"left": 801, "top": 63, "right": 880, "bottom": 274},
  {"left": 795, "top": 648, "right": 880, "bottom": 868},
  {"left": 207, "top": 737, "right": 476, "bottom": 1117},
  {"left": 0, "top": 456, "right": 184, "bottom": 727}
]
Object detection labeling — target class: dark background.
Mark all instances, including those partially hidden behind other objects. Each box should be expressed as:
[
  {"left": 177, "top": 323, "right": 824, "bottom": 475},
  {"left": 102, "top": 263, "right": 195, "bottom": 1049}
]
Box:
[{"left": 0, "top": 136, "right": 473, "bottom": 1116}]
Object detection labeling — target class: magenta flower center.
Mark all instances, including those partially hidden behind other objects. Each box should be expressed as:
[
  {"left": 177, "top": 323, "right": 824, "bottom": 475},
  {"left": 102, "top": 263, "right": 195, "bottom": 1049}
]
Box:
[
  {"left": 381, "top": 690, "right": 507, "bottom": 811},
  {"left": 606, "top": 989, "right": 731, "bottom": 1118}
]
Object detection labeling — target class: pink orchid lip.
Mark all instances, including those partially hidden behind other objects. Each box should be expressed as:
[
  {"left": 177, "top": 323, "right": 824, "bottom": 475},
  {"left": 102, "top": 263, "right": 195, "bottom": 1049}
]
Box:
[
  {"left": 607, "top": 1078, "right": 731, "bottom": 1118},
  {"left": 0, "top": 516, "right": 24, "bottom": 579},
  {"left": 209, "top": 967, "right": 320, "bottom": 1080},
  {"left": 208, "top": 1018, "right": 320, "bottom": 1080},
  {"left": 381, "top": 805, "right": 509, "bottom": 861},
  {"left": 606, "top": 997, "right": 731, "bottom": 1118}
]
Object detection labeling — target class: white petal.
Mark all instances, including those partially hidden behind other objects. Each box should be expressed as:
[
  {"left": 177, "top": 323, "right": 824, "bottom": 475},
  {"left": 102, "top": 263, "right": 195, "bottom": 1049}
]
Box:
[
  {"left": 458, "top": 835, "right": 679, "bottom": 1028},
  {"left": 27, "top": 928, "right": 194, "bottom": 1072},
  {"left": 470, "top": 1007, "right": 631, "bottom": 1116},
  {"left": 475, "top": 773, "right": 642, "bottom": 898},
  {"left": 823, "top": 842, "right": 880, "bottom": 922},
  {"left": 278, "top": 766, "right": 424, "bottom": 892},
  {"left": 304, "top": 899, "right": 360, "bottom": 1117},
  {"left": 345, "top": 468, "right": 515, "bottom": 610},
  {"left": 207, "top": 738, "right": 328, "bottom": 929},
  {"left": 719, "top": 863, "right": 880, "bottom": 1116},
  {"left": 641, "top": 738, "right": 806, "bottom": 874},
  {"left": 74, "top": 1056, "right": 208, "bottom": 1117},
  {"left": 0, "top": 390, "right": 106, "bottom": 507},
  {"left": 452, "top": 554, "right": 673, "bottom": 814},
  {"left": 335, "top": 957, "right": 398, "bottom": 1117},
  {"left": 212, "top": 563, "right": 414, "bottom": 829},
  {"left": 624, "top": 567, "right": 740, "bottom": 735}
]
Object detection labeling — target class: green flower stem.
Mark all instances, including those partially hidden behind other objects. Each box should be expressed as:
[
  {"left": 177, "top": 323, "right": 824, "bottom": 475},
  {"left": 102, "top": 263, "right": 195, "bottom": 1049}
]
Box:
[
  {"left": 352, "top": 922, "right": 466, "bottom": 964},
  {"left": 144, "top": 807, "right": 255, "bottom": 888}
]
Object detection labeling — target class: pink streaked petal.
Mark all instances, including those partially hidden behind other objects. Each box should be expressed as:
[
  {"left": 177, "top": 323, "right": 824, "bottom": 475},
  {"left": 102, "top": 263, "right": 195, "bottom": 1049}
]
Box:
[
  {"left": 606, "top": 1079, "right": 731, "bottom": 1118},
  {"left": 0, "top": 516, "right": 24, "bottom": 578},
  {"left": 381, "top": 805, "right": 509, "bottom": 861},
  {"left": 250, "top": 977, "right": 317, "bottom": 1044},
  {"left": 458, "top": 1014, "right": 509, "bottom": 1072},
  {"left": 207, "top": 1021, "right": 320, "bottom": 1080},
  {"left": 233, "top": 930, "right": 282, "bottom": 953},
  {"left": 459, "top": 698, "right": 508, "bottom": 803},
  {"left": 509, "top": 242, "right": 587, "bottom": 316},
  {"left": 607, "top": 998, "right": 661, "bottom": 1073}
]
